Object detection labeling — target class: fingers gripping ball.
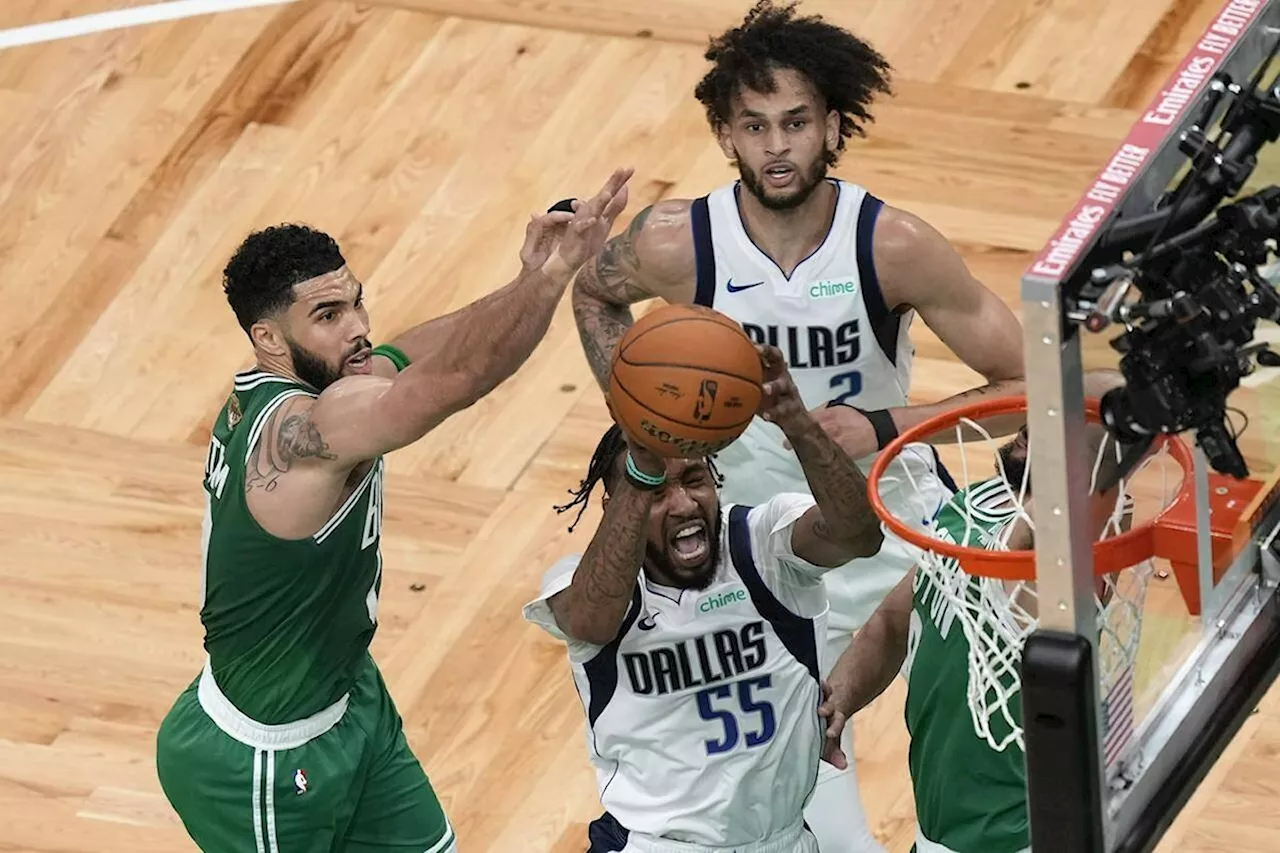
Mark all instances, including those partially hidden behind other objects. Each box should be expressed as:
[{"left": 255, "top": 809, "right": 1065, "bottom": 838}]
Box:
[{"left": 608, "top": 304, "right": 763, "bottom": 458}]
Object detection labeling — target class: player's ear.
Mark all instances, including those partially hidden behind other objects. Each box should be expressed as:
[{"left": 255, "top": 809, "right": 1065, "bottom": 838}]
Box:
[
  {"left": 250, "top": 317, "right": 289, "bottom": 358},
  {"left": 716, "top": 121, "right": 736, "bottom": 162},
  {"left": 825, "top": 109, "right": 839, "bottom": 153}
]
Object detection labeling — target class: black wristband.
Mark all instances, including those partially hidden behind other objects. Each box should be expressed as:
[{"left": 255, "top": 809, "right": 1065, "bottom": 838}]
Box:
[{"left": 828, "top": 401, "right": 899, "bottom": 451}]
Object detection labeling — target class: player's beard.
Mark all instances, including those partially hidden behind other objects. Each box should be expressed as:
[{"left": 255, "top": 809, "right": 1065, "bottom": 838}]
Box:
[
  {"left": 287, "top": 337, "right": 367, "bottom": 392},
  {"left": 645, "top": 512, "right": 723, "bottom": 591},
  {"left": 737, "top": 149, "right": 829, "bottom": 211},
  {"left": 998, "top": 435, "right": 1031, "bottom": 495}
]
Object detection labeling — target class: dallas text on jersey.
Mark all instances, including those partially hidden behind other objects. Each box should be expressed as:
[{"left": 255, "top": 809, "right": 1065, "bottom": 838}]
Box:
[{"left": 623, "top": 621, "right": 768, "bottom": 696}]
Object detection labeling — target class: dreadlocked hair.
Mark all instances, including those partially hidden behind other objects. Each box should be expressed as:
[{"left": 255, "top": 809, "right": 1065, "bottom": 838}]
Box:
[
  {"left": 553, "top": 424, "right": 725, "bottom": 532},
  {"left": 693, "top": 0, "right": 893, "bottom": 166}
]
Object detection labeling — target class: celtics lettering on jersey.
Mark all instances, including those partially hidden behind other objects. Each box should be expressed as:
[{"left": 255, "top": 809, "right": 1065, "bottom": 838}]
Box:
[
  {"left": 904, "top": 479, "right": 1029, "bottom": 853},
  {"left": 198, "top": 370, "right": 386, "bottom": 726}
]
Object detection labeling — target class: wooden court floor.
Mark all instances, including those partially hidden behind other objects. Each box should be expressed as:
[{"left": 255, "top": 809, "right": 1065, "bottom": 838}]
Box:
[{"left": 1, "top": 0, "right": 1279, "bottom": 850}]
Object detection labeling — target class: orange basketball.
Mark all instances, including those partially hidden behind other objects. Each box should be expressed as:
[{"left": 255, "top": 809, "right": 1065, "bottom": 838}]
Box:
[{"left": 608, "top": 303, "right": 763, "bottom": 458}]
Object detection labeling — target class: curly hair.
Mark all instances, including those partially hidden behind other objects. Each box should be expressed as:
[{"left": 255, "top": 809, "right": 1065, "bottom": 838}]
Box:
[
  {"left": 553, "top": 425, "right": 724, "bottom": 532},
  {"left": 693, "top": 0, "right": 893, "bottom": 165},
  {"left": 223, "top": 224, "right": 346, "bottom": 333}
]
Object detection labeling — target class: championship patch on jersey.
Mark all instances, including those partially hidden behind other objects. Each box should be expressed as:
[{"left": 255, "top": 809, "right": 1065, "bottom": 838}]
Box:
[{"left": 226, "top": 392, "right": 243, "bottom": 429}]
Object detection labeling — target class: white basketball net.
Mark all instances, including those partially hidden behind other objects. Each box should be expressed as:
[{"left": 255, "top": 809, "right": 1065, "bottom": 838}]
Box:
[{"left": 885, "top": 418, "right": 1181, "bottom": 767}]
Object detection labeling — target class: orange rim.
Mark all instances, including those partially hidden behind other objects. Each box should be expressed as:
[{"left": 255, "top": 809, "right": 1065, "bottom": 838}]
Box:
[{"left": 866, "top": 396, "right": 1195, "bottom": 581}]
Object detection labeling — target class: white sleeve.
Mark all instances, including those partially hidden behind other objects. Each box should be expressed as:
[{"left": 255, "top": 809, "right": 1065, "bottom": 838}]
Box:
[
  {"left": 521, "top": 555, "right": 606, "bottom": 661},
  {"left": 745, "top": 493, "right": 832, "bottom": 585},
  {"left": 737, "top": 494, "right": 831, "bottom": 619}
]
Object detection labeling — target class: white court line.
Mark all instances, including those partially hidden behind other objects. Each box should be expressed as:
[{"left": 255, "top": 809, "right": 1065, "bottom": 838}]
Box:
[{"left": 0, "top": 0, "right": 300, "bottom": 50}]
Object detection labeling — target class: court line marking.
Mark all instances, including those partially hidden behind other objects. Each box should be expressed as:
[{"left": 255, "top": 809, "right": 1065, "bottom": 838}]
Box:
[{"left": 0, "top": 0, "right": 299, "bottom": 50}]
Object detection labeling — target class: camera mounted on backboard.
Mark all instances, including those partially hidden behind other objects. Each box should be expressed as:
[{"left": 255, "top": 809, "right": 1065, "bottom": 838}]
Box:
[{"left": 1064, "top": 35, "right": 1280, "bottom": 480}]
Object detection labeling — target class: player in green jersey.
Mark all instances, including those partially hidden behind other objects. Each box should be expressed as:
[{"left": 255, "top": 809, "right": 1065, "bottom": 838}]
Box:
[
  {"left": 814, "top": 372, "right": 1130, "bottom": 853},
  {"left": 156, "top": 168, "right": 632, "bottom": 853}
]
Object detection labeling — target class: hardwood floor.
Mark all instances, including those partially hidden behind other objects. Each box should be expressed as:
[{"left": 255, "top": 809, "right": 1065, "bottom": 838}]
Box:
[{"left": 1, "top": 1, "right": 1278, "bottom": 851}]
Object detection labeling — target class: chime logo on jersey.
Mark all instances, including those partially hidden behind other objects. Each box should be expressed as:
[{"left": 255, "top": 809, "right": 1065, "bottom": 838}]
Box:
[
  {"left": 294, "top": 768, "right": 309, "bottom": 795},
  {"left": 696, "top": 586, "right": 748, "bottom": 614},
  {"left": 808, "top": 279, "right": 857, "bottom": 299},
  {"left": 622, "top": 621, "right": 768, "bottom": 695}
]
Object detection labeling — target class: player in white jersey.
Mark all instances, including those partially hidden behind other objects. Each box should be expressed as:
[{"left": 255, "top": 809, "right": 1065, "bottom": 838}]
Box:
[
  {"left": 570, "top": 3, "right": 1024, "bottom": 848},
  {"left": 525, "top": 346, "right": 884, "bottom": 853}
]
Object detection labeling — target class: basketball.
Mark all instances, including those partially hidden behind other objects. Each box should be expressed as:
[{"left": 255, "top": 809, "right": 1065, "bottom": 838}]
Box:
[{"left": 608, "top": 303, "right": 763, "bottom": 458}]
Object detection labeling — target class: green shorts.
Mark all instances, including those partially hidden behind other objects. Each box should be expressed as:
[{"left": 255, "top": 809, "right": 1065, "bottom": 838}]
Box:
[{"left": 156, "top": 656, "right": 453, "bottom": 853}]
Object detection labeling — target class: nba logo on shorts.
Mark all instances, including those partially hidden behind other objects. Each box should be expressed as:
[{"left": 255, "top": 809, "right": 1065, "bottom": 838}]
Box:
[
  {"left": 294, "top": 769, "right": 309, "bottom": 795},
  {"left": 693, "top": 379, "right": 718, "bottom": 422}
]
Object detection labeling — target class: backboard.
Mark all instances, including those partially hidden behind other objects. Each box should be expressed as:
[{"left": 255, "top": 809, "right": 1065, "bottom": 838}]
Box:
[{"left": 1018, "top": 1, "right": 1280, "bottom": 851}]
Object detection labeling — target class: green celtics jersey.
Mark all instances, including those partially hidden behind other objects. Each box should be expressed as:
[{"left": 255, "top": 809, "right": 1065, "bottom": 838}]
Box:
[
  {"left": 199, "top": 369, "right": 385, "bottom": 725},
  {"left": 903, "top": 478, "right": 1028, "bottom": 853}
]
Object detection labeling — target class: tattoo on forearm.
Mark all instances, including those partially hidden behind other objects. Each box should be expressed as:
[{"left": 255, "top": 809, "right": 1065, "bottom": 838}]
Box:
[
  {"left": 575, "top": 488, "right": 652, "bottom": 632},
  {"left": 575, "top": 296, "right": 634, "bottom": 386},
  {"left": 791, "top": 422, "right": 880, "bottom": 549},
  {"left": 245, "top": 404, "right": 336, "bottom": 492},
  {"left": 951, "top": 378, "right": 1021, "bottom": 402},
  {"left": 594, "top": 205, "right": 653, "bottom": 291},
  {"left": 573, "top": 205, "right": 656, "bottom": 386}
]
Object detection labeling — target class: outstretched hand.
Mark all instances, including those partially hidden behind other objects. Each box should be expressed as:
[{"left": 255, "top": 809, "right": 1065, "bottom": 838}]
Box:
[{"left": 520, "top": 167, "right": 634, "bottom": 275}]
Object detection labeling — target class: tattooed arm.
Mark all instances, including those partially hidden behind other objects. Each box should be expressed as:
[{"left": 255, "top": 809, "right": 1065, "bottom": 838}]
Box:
[
  {"left": 547, "top": 441, "right": 667, "bottom": 645},
  {"left": 756, "top": 345, "right": 884, "bottom": 566},
  {"left": 572, "top": 199, "right": 698, "bottom": 390}
]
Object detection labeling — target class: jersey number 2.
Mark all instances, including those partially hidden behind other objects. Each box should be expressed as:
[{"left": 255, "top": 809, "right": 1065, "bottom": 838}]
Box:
[
  {"left": 829, "top": 370, "right": 863, "bottom": 405},
  {"left": 696, "top": 675, "right": 776, "bottom": 755}
]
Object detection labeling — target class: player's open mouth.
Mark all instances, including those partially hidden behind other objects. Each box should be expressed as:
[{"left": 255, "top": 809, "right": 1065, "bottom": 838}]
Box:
[
  {"left": 346, "top": 349, "right": 372, "bottom": 371},
  {"left": 763, "top": 163, "right": 795, "bottom": 188},
  {"left": 669, "top": 519, "right": 709, "bottom": 566}
]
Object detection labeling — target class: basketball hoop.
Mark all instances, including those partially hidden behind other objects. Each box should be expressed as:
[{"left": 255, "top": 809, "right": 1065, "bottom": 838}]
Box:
[{"left": 866, "top": 396, "right": 1197, "bottom": 760}]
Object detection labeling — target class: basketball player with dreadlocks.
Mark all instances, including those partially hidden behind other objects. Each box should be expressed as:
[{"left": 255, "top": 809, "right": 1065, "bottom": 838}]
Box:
[
  {"left": 524, "top": 344, "right": 884, "bottom": 853},
  {"left": 571, "top": 3, "right": 1025, "bottom": 846}
]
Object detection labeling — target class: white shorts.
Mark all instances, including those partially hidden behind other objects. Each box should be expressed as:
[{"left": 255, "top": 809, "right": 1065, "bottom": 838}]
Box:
[
  {"left": 717, "top": 436, "right": 955, "bottom": 635},
  {"left": 587, "top": 813, "right": 819, "bottom": 853}
]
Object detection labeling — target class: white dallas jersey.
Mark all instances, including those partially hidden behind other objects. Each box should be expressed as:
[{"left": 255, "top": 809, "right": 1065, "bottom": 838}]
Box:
[
  {"left": 524, "top": 495, "right": 830, "bottom": 849},
  {"left": 691, "top": 178, "right": 914, "bottom": 502}
]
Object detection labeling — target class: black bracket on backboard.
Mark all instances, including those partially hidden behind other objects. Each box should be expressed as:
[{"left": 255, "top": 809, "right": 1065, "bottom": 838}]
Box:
[{"left": 1022, "top": 630, "right": 1107, "bottom": 853}]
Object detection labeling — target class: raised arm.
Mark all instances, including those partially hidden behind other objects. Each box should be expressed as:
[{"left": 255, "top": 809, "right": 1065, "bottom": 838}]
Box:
[
  {"left": 307, "top": 169, "right": 631, "bottom": 464},
  {"left": 547, "top": 436, "right": 668, "bottom": 645},
  {"left": 758, "top": 346, "right": 884, "bottom": 566},
  {"left": 571, "top": 199, "right": 698, "bottom": 389}
]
